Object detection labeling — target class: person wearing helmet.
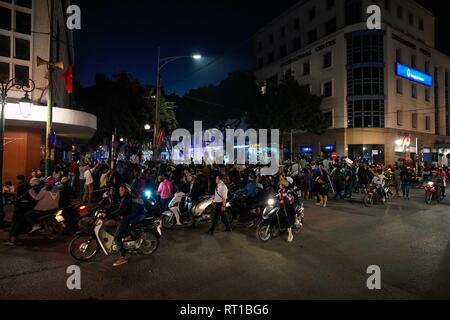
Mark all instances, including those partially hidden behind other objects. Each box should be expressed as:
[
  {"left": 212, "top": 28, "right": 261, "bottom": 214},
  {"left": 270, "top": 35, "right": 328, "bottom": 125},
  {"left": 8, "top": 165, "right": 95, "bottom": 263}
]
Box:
[
  {"left": 105, "top": 183, "right": 132, "bottom": 266},
  {"left": 24, "top": 176, "right": 60, "bottom": 234}
]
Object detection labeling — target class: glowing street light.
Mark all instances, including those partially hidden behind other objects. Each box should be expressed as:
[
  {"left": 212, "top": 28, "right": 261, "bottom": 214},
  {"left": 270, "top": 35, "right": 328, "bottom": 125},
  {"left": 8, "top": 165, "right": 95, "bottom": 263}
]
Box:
[
  {"left": 192, "top": 54, "right": 202, "bottom": 60},
  {"left": 144, "top": 124, "right": 151, "bottom": 131}
]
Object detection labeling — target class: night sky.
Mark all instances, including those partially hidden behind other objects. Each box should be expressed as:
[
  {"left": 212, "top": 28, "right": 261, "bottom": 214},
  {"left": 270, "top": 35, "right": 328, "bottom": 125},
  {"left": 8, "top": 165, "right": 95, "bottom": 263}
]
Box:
[{"left": 72, "top": 0, "right": 449, "bottom": 95}]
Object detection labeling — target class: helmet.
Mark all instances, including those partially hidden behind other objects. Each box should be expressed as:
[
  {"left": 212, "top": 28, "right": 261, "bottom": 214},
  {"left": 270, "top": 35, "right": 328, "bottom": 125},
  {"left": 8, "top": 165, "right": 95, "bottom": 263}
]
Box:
[
  {"left": 61, "top": 177, "right": 70, "bottom": 184},
  {"left": 44, "top": 176, "right": 56, "bottom": 187},
  {"left": 286, "top": 177, "right": 294, "bottom": 185}
]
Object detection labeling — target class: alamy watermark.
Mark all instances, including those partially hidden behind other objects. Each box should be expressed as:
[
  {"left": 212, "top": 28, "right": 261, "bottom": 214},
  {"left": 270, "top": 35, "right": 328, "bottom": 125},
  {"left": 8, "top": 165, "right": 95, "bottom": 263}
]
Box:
[
  {"left": 66, "top": 265, "right": 81, "bottom": 290},
  {"left": 171, "top": 121, "right": 280, "bottom": 176},
  {"left": 366, "top": 265, "right": 381, "bottom": 290}
]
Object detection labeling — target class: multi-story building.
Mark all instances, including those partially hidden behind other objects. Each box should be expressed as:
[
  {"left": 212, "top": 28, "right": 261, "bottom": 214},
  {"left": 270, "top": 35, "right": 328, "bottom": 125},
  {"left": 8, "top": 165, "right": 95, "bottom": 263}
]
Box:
[
  {"left": 0, "top": 0, "right": 96, "bottom": 184},
  {"left": 254, "top": 0, "right": 450, "bottom": 165}
]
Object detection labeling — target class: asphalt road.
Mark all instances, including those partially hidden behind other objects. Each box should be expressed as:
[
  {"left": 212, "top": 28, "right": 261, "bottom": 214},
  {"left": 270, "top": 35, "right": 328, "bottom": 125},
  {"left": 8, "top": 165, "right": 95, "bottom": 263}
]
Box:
[{"left": 1, "top": 188, "right": 450, "bottom": 300}]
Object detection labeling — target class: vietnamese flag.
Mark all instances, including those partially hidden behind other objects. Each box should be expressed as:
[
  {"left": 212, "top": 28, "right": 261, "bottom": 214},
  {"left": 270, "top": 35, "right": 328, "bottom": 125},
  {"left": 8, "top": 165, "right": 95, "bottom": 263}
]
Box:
[{"left": 62, "top": 66, "right": 73, "bottom": 94}]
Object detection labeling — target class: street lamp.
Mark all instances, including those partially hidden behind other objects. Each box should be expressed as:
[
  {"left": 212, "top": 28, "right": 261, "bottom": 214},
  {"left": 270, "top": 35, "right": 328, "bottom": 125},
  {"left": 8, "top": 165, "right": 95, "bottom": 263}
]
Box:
[
  {"left": 144, "top": 124, "right": 151, "bottom": 131},
  {"left": 153, "top": 47, "right": 203, "bottom": 160},
  {"left": 0, "top": 77, "right": 36, "bottom": 204}
]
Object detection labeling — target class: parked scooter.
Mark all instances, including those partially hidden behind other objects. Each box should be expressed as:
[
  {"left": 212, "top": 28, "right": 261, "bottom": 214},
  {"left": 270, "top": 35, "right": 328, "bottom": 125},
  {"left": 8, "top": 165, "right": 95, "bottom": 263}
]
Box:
[
  {"left": 69, "top": 210, "right": 162, "bottom": 261},
  {"left": 161, "top": 192, "right": 214, "bottom": 229}
]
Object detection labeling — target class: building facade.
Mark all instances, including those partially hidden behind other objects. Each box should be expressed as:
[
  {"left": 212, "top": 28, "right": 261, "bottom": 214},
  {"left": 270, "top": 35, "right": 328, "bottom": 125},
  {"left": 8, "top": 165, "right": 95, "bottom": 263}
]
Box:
[
  {"left": 254, "top": 0, "right": 450, "bottom": 166},
  {"left": 0, "top": 0, "right": 96, "bottom": 185}
]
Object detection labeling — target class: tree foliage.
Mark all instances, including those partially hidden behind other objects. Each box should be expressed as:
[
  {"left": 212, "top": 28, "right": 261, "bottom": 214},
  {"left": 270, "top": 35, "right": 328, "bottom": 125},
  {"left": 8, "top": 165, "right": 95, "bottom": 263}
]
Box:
[
  {"left": 76, "top": 73, "right": 177, "bottom": 146},
  {"left": 176, "top": 71, "right": 327, "bottom": 135}
]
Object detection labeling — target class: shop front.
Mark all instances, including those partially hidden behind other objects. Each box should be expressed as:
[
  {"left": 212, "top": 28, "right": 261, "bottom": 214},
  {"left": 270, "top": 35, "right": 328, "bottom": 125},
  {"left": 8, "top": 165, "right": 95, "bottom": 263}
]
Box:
[{"left": 348, "top": 144, "right": 385, "bottom": 165}]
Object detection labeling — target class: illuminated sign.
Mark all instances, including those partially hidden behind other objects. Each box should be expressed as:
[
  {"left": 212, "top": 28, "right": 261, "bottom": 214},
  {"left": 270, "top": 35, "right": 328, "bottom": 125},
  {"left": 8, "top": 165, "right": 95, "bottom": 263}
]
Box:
[
  {"left": 321, "top": 145, "right": 336, "bottom": 153},
  {"left": 396, "top": 63, "right": 432, "bottom": 87},
  {"left": 300, "top": 146, "right": 313, "bottom": 153}
]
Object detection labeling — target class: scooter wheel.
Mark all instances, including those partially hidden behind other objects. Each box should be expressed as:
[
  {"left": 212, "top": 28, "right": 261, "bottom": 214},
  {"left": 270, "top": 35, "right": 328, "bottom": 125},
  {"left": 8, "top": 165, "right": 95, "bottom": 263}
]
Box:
[
  {"left": 256, "top": 225, "right": 271, "bottom": 242},
  {"left": 69, "top": 235, "right": 99, "bottom": 261},
  {"left": 162, "top": 214, "right": 176, "bottom": 229}
]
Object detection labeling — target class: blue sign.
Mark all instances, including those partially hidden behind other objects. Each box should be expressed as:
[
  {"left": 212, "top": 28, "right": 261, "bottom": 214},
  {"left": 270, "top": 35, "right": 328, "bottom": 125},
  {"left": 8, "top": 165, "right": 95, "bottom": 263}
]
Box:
[
  {"left": 321, "top": 145, "right": 336, "bottom": 152},
  {"left": 396, "top": 63, "right": 432, "bottom": 87},
  {"left": 300, "top": 146, "right": 313, "bottom": 153}
]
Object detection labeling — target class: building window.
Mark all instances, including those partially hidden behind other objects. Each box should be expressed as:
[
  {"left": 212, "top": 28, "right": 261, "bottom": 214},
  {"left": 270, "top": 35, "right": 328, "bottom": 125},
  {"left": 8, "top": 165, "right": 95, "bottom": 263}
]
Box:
[
  {"left": 397, "top": 110, "right": 403, "bottom": 126},
  {"left": 309, "top": 7, "right": 316, "bottom": 20},
  {"left": 307, "top": 29, "right": 317, "bottom": 44},
  {"left": 425, "top": 116, "right": 431, "bottom": 131},
  {"left": 419, "top": 18, "right": 424, "bottom": 31},
  {"left": 412, "top": 84, "right": 417, "bottom": 98},
  {"left": 15, "top": 0, "right": 32, "bottom": 8},
  {"left": 279, "top": 45, "right": 287, "bottom": 58},
  {"left": 424, "top": 61, "right": 430, "bottom": 74},
  {"left": 327, "top": 0, "right": 335, "bottom": 9},
  {"left": 323, "top": 51, "right": 332, "bottom": 68},
  {"left": 0, "top": 62, "right": 9, "bottom": 82},
  {"left": 258, "top": 57, "right": 264, "bottom": 69},
  {"left": 15, "top": 11, "right": 31, "bottom": 35},
  {"left": 325, "top": 18, "right": 337, "bottom": 36},
  {"left": 14, "top": 64, "right": 29, "bottom": 84},
  {"left": 412, "top": 113, "right": 418, "bottom": 128},
  {"left": 293, "top": 37, "right": 301, "bottom": 51},
  {"left": 268, "top": 52, "right": 275, "bottom": 64},
  {"left": 324, "top": 110, "right": 333, "bottom": 127},
  {"left": 0, "top": 7, "right": 11, "bottom": 31},
  {"left": 303, "top": 61, "right": 310, "bottom": 75},
  {"left": 323, "top": 81, "right": 333, "bottom": 97},
  {"left": 408, "top": 12, "right": 414, "bottom": 26},
  {"left": 0, "top": 34, "right": 10, "bottom": 57},
  {"left": 280, "top": 26, "right": 286, "bottom": 38},
  {"left": 397, "top": 6, "right": 403, "bottom": 19},
  {"left": 411, "top": 54, "right": 416, "bottom": 68},
  {"left": 347, "top": 30, "right": 385, "bottom": 129},
  {"left": 294, "top": 17, "right": 300, "bottom": 29},
  {"left": 425, "top": 88, "right": 430, "bottom": 102},
  {"left": 396, "top": 48, "right": 401, "bottom": 63},
  {"left": 15, "top": 38, "right": 29, "bottom": 60},
  {"left": 396, "top": 79, "right": 402, "bottom": 94}
]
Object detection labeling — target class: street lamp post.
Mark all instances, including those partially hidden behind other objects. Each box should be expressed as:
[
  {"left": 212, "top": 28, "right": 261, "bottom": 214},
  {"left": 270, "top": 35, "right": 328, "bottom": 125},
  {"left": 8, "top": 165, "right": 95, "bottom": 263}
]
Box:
[
  {"left": 153, "top": 47, "right": 202, "bottom": 160},
  {"left": 0, "top": 78, "right": 35, "bottom": 204}
]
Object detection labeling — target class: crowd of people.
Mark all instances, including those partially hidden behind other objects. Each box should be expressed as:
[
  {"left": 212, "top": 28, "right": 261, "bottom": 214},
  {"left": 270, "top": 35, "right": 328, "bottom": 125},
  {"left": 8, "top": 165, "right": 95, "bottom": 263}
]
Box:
[{"left": 1, "top": 154, "right": 448, "bottom": 262}]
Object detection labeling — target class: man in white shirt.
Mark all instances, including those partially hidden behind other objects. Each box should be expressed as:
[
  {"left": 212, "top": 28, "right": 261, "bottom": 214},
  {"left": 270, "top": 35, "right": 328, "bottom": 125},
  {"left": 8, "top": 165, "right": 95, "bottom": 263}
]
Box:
[
  {"left": 83, "top": 162, "right": 99, "bottom": 203},
  {"left": 79, "top": 160, "right": 88, "bottom": 198},
  {"left": 206, "top": 173, "right": 231, "bottom": 235}
]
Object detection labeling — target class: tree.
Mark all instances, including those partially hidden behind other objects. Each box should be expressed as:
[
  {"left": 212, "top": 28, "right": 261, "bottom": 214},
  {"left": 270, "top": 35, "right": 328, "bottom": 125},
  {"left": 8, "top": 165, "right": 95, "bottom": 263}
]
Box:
[
  {"left": 246, "top": 74, "right": 327, "bottom": 135},
  {"left": 77, "top": 73, "right": 177, "bottom": 147},
  {"left": 176, "top": 71, "right": 260, "bottom": 131}
]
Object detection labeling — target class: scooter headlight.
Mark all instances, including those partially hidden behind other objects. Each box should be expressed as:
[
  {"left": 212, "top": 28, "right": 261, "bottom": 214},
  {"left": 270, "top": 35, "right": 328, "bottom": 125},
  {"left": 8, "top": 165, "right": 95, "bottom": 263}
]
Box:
[
  {"left": 144, "top": 190, "right": 152, "bottom": 199},
  {"left": 267, "top": 198, "right": 275, "bottom": 206},
  {"left": 428, "top": 182, "right": 434, "bottom": 186}
]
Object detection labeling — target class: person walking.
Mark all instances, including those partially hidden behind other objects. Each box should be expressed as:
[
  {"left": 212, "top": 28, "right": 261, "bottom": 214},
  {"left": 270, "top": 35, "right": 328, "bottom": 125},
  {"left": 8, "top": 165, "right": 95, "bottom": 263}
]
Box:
[
  {"left": 206, "top": 173, "right": 231, "bottom": 235},
  {"left": 400, "top": 167, "right": 412, "bottom": 200}
]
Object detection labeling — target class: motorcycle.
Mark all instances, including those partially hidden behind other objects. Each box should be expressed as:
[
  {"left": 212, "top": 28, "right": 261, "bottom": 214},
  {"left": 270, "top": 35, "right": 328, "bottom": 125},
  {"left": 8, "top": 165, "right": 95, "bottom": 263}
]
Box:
[
  {"left": 12, "top": 195, "right": 65, "bottom": 240},
  {"left": 424, "top": 181, "right": 444, "bottom": 204},
  {"left": 256, "top": 193, "right": 304, "bottom": 242},
  {"left": 69, "top": 210, "right": 162, "bottom": 261},
  {"left": 161, "top": 192, "right": 214, "bottom": 229},
  {"left": 363, "top": 185, "right": 386, "bottom": 207}
]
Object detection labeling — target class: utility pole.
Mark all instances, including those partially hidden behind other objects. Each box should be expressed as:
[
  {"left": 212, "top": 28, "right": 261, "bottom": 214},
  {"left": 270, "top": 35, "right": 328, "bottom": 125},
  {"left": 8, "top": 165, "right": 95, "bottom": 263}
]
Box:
[
  {"left": 45, "top": 0, "right": 54, "bottom": 176},
  {"left": 153, "top": 47, "right": 161, "bottom": 160}
]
